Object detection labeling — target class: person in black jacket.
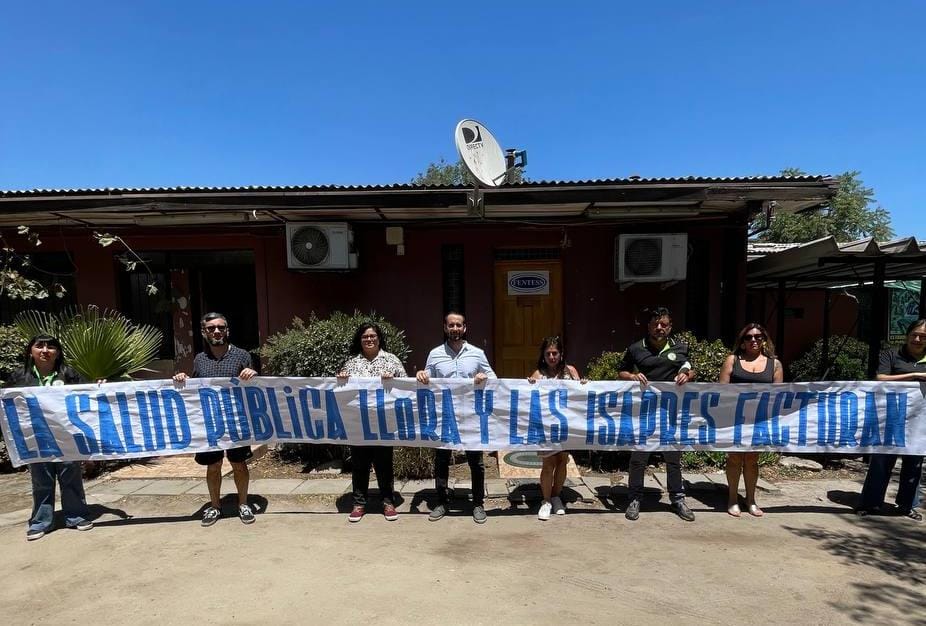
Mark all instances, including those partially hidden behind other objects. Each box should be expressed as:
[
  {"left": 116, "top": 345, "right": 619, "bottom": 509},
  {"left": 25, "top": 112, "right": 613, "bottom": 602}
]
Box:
[{"left": 5, "top": 334, "right": 93, "bottom": 541}]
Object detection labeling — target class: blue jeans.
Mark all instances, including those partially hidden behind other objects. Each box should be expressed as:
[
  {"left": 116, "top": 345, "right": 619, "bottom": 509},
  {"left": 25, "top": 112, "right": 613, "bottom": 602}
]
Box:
[
  {"left": 29, "top": 462, "right": 90, "bottom": 531},
  {"left": 858, "top": 454, "right": 924, "bottom": 511}
]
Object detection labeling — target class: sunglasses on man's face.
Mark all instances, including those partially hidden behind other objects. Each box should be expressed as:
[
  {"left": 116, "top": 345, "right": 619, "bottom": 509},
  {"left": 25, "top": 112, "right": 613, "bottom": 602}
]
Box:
[{"left": 204, "top": 325, "right": 228, "bottom": 332}]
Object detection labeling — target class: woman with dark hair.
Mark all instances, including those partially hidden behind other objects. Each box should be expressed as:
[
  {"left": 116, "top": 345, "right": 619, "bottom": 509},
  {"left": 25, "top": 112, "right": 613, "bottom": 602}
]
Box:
[
  {"left": 4, "top": 335, "right": 93, "bottom": 540},
  {"left": 857, "top": 318, "right": 926, "bottom": 521},
  {"left": 718, "top": 323, "right": 783, "bottom": 517},
  {"left": 337, "top": 323, "right": 407, "bottom": 523},
  {"left": 528, "top": 336, "right": 585, "bottom": 520}
]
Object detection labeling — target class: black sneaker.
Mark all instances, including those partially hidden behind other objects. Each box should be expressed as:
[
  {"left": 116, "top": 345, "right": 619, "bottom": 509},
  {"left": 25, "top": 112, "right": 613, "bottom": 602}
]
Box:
[
  {"left": 201, "top": 506, "right": 221, "bottom": 527},
  {"left": 625, "top": 499, "right": 641, "bottom": 521},
  {"left": 472, "top": 505, "right": 487, "bottom": 524},
  {"left": 26, "top": 528, "right": 46, "bottom": 541},
  {"left": 673, "top": 500, "right": 696, "bottom": 522},
  {"left": 428, "top": 504, "right": 447, "bottom": 522},
  {"left": 855, "top": 507, "right": 881, "bottom": 517}
]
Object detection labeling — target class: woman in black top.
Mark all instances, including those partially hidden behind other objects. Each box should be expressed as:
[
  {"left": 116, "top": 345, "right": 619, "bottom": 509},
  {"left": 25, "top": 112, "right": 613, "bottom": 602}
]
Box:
[
  {"left": 857, "top": 318, "right": 926, "bottom": 520},
  {"left": 718, "top": 323, "right": 783, "bottom": 517},
  {"left": 4, "top": 334, "right": 93, "bottom": 540}
]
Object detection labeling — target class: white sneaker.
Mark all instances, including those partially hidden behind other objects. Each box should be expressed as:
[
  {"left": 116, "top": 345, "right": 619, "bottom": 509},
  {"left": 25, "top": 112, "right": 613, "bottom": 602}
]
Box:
[
  {"left": 538, "top": 501, "right": 552, "bottom": 521},
  {"left": 551, "top": 496, "right": 566, "bottom": 515}
]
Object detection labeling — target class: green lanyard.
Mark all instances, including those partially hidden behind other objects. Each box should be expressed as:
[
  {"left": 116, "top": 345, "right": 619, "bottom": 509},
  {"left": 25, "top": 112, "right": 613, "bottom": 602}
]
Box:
[{"left": 32, "top": 365, "right": 58, "bottom": 387}]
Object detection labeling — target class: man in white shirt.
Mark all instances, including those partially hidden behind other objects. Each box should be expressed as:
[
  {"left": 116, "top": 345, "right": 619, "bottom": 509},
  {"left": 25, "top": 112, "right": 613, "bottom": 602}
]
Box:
[{"left": 416, "top": 312, "right": 496, "bottom": 523}]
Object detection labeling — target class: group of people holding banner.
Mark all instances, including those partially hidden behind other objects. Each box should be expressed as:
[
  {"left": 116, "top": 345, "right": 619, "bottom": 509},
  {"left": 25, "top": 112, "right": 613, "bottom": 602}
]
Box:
[{"left": 6, "top": 307, "right": 925, "bottom": 540}]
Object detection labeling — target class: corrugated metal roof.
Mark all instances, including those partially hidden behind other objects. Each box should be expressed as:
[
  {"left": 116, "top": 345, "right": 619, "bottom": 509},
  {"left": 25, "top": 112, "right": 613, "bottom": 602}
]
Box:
[
  {"left": 748, "top": 236, "right": 926, "bottom": 288},
  {"left": 0, "top": 175, "right": 832, "bottom": 197}
]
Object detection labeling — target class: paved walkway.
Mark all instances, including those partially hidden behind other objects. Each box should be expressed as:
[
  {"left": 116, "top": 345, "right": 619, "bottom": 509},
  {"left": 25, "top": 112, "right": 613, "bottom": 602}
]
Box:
[{"left": 0, "top": 470, "right": 785, "bottom": 527}]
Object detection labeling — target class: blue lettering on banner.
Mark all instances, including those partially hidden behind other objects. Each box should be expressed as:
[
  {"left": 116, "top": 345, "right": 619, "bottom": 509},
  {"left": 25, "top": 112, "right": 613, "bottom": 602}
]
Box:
[
  {"left": 266, "top": 389, "right": 293, "bottom": 440},
  {"left": 298, "top": 388, "right": 323, "bottom": 440},
  {"left": 161, "top": 389, "right": 191, "bottom": 450},
  {"left": 838, "top": 392, "right": 859, "bottom": 448},
  {"left": 138, "top": 390, "right": 167, "bottom": 452},
  {"left": 359, "top": 389, "right": 377, "bottom": 441},
  {"left": 770, "top": 392, "right": 792, "bottom": 446},
  {"left": 439, "top": 389, "right": 461, "bottom": 444},
  {"left": 616, "top": 391, "right": 634, "bottom": 446},
  {"left": 794, "top": 391, "right": 815, "bottom": 446},
  {"left": 95, "top": 394, "right": 126, "bottom": 454},
  {"left": 659, "top": 393, "right": 678, "bottom": 445},
  {"left": 638, "top": 390, "right": 658, "bottom": 444},
  {"left": 245, "top": 387, "right": 273, "bottom": 441},
  {"left": 526, "top": 390, "right": 546, "bottom": 445},
  {"left": 733, "top": 392, "right": 755, "bottom": 446},
  {"left": 395, "top": 397, "right": 416, "bottom": 440},
  {"left": 474, "top": 389, "right": 493, "bottom": 445},
  {"left": 860, "top": 392, "right": 881, "bottom": 447},
  {"left": 323, "top": 390, "right": 348, "bottom": 440},
  {"left": 510, "top": 389, "right": 524, "bottom": 445},
  {"left": 376, "top": 389, "right": 395, "bottom": 441},
  {"left": 596, "top": 391, "right": 617, "bottom": 445},
  {"left": 751, "top": 392, "right": 772, "bottom": 447},
  {"left": 417, "top": 389, "right": 439, "bottom": 441},
  {"left": 884, "top": 392, "right": 907, "bottom": 446},
  {"left": 679, "top": 392, "right": 698, "bottom": 446},
  {"left": 548, "top": 389, "right": 569, "bottom": 444},
  {"left": 699, "top": 392, "right": 718, "bottom": 445},
  {"left": 3, "top": 397, "right": 38, "bottom": 460},
  {"left": 115, "top": 393, "right": 143, "bottom": 453},
  {"left": 282, "top": 386, "right": 303, "bottom": 439},
  {"left": 65, "top": 394, "right": 99, "bottom": 455}
]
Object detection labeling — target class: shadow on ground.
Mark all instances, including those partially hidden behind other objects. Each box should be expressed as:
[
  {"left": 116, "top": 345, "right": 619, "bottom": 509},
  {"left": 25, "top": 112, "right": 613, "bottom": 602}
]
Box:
[{"left": 782, "top": 491, "right": 926, "bottom": 623}]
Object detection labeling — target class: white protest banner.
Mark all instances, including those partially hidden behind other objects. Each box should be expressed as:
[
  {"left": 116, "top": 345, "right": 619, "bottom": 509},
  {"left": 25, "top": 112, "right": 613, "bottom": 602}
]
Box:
[{"left": 2, "top": 377, "right": 925, "bottom": 466}]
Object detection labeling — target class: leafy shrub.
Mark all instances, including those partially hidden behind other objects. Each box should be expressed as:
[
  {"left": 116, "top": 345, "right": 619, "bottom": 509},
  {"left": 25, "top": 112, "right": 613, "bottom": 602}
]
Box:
[
  {"left": 789, "top": 335, "right": 870, "bottom": 381},
  {"left": 682, "top": 451, "right": 780, "bottom": 470},
  {"left": 260, "top": 311, "right": 412, "bottom": 470},
  {"left": 675, "top": 331, "right": 729, "bottom": 383},
  {"left": 585, "top": 350, "right": 624, "bottom": 381},
  {"left": 0, "top": 324, "right": 26, "bottom": 384},
  {"left": 260, "top": 311, "right": 410, "bottom": 377}
]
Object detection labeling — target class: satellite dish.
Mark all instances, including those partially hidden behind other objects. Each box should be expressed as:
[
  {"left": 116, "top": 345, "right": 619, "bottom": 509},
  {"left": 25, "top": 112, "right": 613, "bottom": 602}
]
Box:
[{"left": 454, "top": 119, "right": 507, "bottom": 187}]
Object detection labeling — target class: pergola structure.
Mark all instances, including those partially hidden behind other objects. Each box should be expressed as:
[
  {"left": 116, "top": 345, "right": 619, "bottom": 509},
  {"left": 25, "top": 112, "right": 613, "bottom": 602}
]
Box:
[{"left": 748, "top": 236, "right": 926, "bottom": 377}]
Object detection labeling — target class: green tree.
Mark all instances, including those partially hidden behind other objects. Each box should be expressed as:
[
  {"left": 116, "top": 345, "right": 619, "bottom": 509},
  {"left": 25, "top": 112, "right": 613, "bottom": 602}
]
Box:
[
  {"left": 754, "top": 169, "right": 893, "bottom": 243},
  {"left": 412, "top": 157, "right": 525, "bottom": 186}
]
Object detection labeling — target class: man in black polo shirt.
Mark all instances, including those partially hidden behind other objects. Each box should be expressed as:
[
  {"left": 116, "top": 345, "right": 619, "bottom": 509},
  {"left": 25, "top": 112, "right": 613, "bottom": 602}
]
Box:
[
  {"left": 174, "top": 312, "right": 258, "bottom": 527},
  {"left": 618, "top": 307, "right": 697, "bottom": 522}
]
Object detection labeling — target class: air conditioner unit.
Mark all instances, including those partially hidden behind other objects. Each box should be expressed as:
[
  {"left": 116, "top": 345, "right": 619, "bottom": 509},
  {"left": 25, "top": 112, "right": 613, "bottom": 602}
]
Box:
[
  {"left": 615, "top": 233, "right": 688, "bottom": 282},
  {"left": 286, "top": 222, "right": 358, "bottom": 270}
]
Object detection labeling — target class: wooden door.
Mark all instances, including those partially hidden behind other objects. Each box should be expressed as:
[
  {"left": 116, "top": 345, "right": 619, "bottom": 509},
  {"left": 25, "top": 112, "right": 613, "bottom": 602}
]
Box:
[{"left": 493, "top": 259, "right": 563, "bottom": 377}]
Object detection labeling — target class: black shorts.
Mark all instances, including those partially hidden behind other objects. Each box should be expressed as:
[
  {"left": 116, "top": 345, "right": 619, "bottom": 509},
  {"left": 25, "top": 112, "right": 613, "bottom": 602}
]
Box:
[{"left": 194, "top": 446, "right": 253, "bottom": 466}]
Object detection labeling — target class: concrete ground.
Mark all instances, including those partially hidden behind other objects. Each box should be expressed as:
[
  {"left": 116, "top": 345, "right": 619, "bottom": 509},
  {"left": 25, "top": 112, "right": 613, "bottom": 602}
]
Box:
[{"left": 0, "top": 472, "right": 923, "bottom": 625}]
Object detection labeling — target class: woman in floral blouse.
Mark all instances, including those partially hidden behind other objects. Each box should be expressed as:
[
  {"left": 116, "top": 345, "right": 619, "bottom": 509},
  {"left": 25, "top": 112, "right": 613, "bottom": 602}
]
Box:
[{"left": 337, "top": 323, "right": 407, "bottom": 523}]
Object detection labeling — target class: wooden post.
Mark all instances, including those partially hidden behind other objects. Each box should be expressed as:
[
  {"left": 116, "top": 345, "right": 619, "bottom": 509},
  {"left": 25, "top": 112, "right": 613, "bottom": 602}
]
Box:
[
  {"left": 776, "top": 280, "right": 787, "bottom": 364},
  {"left": 867, "top": 260, "right": 887, "bottom": 378},
  {"left": 820, "top": 289, "right": 831, "bottom": 378}
]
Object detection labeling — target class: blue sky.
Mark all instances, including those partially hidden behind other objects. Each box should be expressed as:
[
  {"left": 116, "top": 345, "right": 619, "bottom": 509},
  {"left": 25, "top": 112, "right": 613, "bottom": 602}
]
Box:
[{"left": 1, "top": 1, "right": 923, "bottom": 237}]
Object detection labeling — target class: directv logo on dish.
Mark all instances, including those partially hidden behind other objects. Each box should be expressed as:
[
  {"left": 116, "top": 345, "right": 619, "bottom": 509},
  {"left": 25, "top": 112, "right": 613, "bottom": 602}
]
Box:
[
  {"left": 461, "top": 124, "right": 483, "bottom": 149},
  {"left": 507, "top": 271, "right": 550, "bottom": 295}
]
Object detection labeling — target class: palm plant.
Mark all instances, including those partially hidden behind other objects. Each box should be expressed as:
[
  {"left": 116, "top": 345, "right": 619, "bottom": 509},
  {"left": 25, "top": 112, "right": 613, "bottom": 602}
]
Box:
[{"left": 14, "top": 306, "right": 162, "bottom": 381}]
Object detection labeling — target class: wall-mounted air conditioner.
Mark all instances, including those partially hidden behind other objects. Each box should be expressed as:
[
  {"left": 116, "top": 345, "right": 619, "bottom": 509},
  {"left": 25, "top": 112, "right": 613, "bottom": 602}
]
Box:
[
  {"left": 615, "top": 233, "right": 688, "bottom": 282},
  {"left": 286, "top": 222, "right": 358, "bottom": 270}
]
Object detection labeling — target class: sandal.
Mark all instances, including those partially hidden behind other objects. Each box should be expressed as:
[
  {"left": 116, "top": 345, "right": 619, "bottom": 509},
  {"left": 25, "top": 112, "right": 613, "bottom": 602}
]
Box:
[
  {"left": 903, "top": 509, "right": 923, "bottom": 522},
  {"left": 748, "top": 504, "right": 764, "bottom": 517},
  {"left": 727, "top": 504, "right": 741, "bottom": 517}
]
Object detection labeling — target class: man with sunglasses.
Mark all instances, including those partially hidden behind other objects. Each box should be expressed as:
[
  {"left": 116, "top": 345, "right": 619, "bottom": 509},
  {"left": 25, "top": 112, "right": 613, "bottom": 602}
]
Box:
[
  {"left": 618, "top": 306, "right": 697, "bottom": 522},
  {"left": 174, "top": 312, "right": 258, "bottom": 527}
]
